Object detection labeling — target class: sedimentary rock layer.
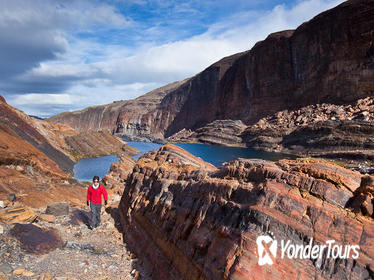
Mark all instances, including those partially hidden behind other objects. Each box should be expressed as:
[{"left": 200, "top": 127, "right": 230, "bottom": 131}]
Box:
[
  {"left": 49, "top": 80, "right": 188, "bottom": 140},
  {"left": 50, "top": 0, "right": 374, "bottom": 143},
  {"left": 0, "top": 96, "right": 134, "bottom": 207},
  {"left": 119, "top": 144, "right": 374, "bottom": 280}
]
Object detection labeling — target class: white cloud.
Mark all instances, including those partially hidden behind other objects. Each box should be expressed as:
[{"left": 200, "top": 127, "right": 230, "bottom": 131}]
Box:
[
  {"left": 0, "top": 0, "right": 129, "bottom": 80},
  {"left": 11, "top": 93, "right": 75, "bottom": 105},
  {"left": 2, "top": 0, "right": 346, "bottom": 117},
  {"left": 62, "top": 0, "right": 344, "bottom": 85}
]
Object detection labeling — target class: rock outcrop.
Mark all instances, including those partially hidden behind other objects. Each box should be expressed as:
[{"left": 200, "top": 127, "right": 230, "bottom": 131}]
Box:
[
  {"left": 168, "top": 120, "right": 247, "bottom": 147},
  {"left": 242, "top": 96, "right": 374, "bottom": 159},
  {"left": 169, "top": 97, "right": 374, "bottom": 164},
  {"left": 0, "top": 96, "right": 135, "bottom": 208},
  {"left": 119, "top": 145, "right": 374, "bottom": 280},
  {"left": 102, "top": 155, "right": 137, "bottom": 195},
  {"left": 50, "top": 0, "right": 374, "bottom": 152}
]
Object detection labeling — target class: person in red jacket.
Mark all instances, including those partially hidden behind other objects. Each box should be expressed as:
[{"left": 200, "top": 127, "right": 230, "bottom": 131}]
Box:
[{"left": 87, "top": 175, "right": 108, "bottom": 229}]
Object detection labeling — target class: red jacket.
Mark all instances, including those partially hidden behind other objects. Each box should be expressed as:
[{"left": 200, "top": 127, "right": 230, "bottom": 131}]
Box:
[{"left": 87, "top": 184, "right": 108, "bottom": 204}]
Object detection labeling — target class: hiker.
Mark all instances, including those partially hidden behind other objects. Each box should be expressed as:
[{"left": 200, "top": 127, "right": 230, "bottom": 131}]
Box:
[{"left": 86, "top": 175, "right": 108, "bottom": 229}]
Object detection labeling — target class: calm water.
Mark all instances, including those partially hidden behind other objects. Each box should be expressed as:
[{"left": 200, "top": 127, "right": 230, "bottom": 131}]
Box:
[
  {"left": 127, "top": 141, "right": 162, "bottom": 160},
  {"left": 127, "top": 141, "right": 294, "bottom": 166},
  {"left": 73, "top": 142, "right": 294, "bottom": 181},
  {"left": 73, "top": 155, "right": 119, "bottom": 181}
]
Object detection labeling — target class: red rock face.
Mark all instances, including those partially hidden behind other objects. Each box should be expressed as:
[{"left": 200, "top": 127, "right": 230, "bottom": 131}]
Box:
[
  {"left": 168, "top": 0, "right": 374, "bottom": 134},
  {"left": 118, "top": 145, "right": 374, "bottom": 280},
  {"left": 49, "top": 1, "right": 374, "bottom": 143}
]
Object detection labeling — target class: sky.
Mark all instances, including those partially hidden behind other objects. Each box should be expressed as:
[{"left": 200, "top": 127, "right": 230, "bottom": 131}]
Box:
[{"left": 0, "top": 0, "right": 345, "bottom": 118}]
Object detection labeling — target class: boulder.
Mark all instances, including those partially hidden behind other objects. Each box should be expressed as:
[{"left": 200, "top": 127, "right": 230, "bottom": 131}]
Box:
[
  {"left": 45, "top": 202, "right": 69, "bottom": 216},
  {"left": 0, "top": 207, "right": 37, "bottom": 224},
  {"left": 7, "top": 194, "right": 16, "bottom": 202}
]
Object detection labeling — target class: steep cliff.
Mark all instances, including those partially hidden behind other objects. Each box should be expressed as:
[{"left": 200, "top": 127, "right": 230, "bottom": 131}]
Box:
[
  {"left": 49, "top": 80, "right": 188, "bottom": 140},
  {"left": 49, "top": 0, "right": 374, "bottom": 145},
  {"left": 166, "top": 0, "right": 374, "bottom": 134},
  {"left": 119, "top": 144, "right": 374, "bottom": 280}
]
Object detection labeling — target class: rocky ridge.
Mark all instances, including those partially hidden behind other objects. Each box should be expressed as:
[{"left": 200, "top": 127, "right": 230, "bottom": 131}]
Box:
[
  {"left": 0, "top": 96, "right": 138, "bottom": 208},
  {"left": 243, "top": 96, "right": 374, "bottom": 159},
  {"left": 119, "top": 144, "right": 374, "bottom": 280},
  {"left": 169, "top": 97, "right": 374, "bottom": 166},
  {"left": 167, "top": 120, "right": 247, "bottom": 147}
]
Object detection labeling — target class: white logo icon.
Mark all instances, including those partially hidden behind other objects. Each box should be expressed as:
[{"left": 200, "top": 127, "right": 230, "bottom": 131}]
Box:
[{"left": 256, "top": 235, "right": 278, "bottom": 266}]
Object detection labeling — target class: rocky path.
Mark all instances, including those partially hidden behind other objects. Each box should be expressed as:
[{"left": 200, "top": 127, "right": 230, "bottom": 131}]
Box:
[{"left": 0, "top": 203, "right": 150, "bottom": 280}]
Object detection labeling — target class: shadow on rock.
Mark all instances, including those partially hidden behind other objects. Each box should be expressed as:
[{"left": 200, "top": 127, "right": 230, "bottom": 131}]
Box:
[
  {"left": 10, "top": 223, "right": 63, "bottom": 255},
  {"left": 105, "top": 206, "right": 123, "bottom": 232},
  {"left": 70, "top": 209, "right": 91, "bottom": 228}
]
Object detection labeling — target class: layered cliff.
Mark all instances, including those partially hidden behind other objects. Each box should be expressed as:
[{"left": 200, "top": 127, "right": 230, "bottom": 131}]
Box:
[
  {"left": 0, "top": 96, "right": 135, "bottom": 207},
  {"left": 49, "top": 0, "right": 374, "bottom": 146},
  {"left": 49, "top": 80, "right": 188, "bottom": 141},
  {"left": 119, "top": 144, "right": 374, "bottom": 280}
]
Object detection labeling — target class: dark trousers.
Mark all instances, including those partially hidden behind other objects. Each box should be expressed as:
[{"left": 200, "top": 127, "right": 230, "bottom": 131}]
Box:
[{"left": 90, "top": 202, "right": 102, "bottom": 228}]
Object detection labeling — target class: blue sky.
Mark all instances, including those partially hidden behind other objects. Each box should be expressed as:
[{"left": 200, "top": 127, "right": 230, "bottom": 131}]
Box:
[{"left": 0, "top": 0, "right": 345, "bottom": 117}]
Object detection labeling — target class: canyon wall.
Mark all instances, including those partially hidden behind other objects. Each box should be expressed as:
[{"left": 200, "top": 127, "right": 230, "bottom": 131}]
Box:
[
  {"left": 166, "top": 0, "right": 374, "bottom": 134},
  {"left": 118, "top": 144, "right": 374, "bottom": 280},
  {"left": 50, "top": 0, "right": 374, "bottom": 144},
  {"left": 49, "top": 80, "right": 188, "bottom": 140}
]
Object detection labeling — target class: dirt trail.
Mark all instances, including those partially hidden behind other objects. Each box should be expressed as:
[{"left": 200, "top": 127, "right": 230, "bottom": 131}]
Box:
[{"left": 0, "top": 203, "right": 150, "bottom": 280}]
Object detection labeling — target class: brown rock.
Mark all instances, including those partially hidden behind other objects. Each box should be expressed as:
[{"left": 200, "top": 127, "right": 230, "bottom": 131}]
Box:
[
  {"left": 362, "top": 195, "right": 374, "bottom": 217},
  {"left": 45, "top": 202, "right": 69, "bottom": 216},
  {"left": 102, "top": 155, "right": 136, "bottom": 190},
  {"left": 0, "top": 207, "right": 37, "bottom": 224},
  {"left": 0, "top": 271, "right": 8, "bottom": 280},
  {"left": 0, "top": 97, "right": 89, "bottom": 208},
  {"left": 119, "top": 146, "right": 373, "bottom": 280},
  {"left": 168, "top": 120, "right": 247, "bottom": 146},
  {"left": 39, "top": 214, "right": 56, "bottom": 223},
  {"left": 357, "top": 175, "right": 374, "bottom": 195},
  {"left": 38, "top": 273, "right": 52, "bottom": 280},
  {"left": 12, "top": 269, "right": 34, "bottom": 277}
]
